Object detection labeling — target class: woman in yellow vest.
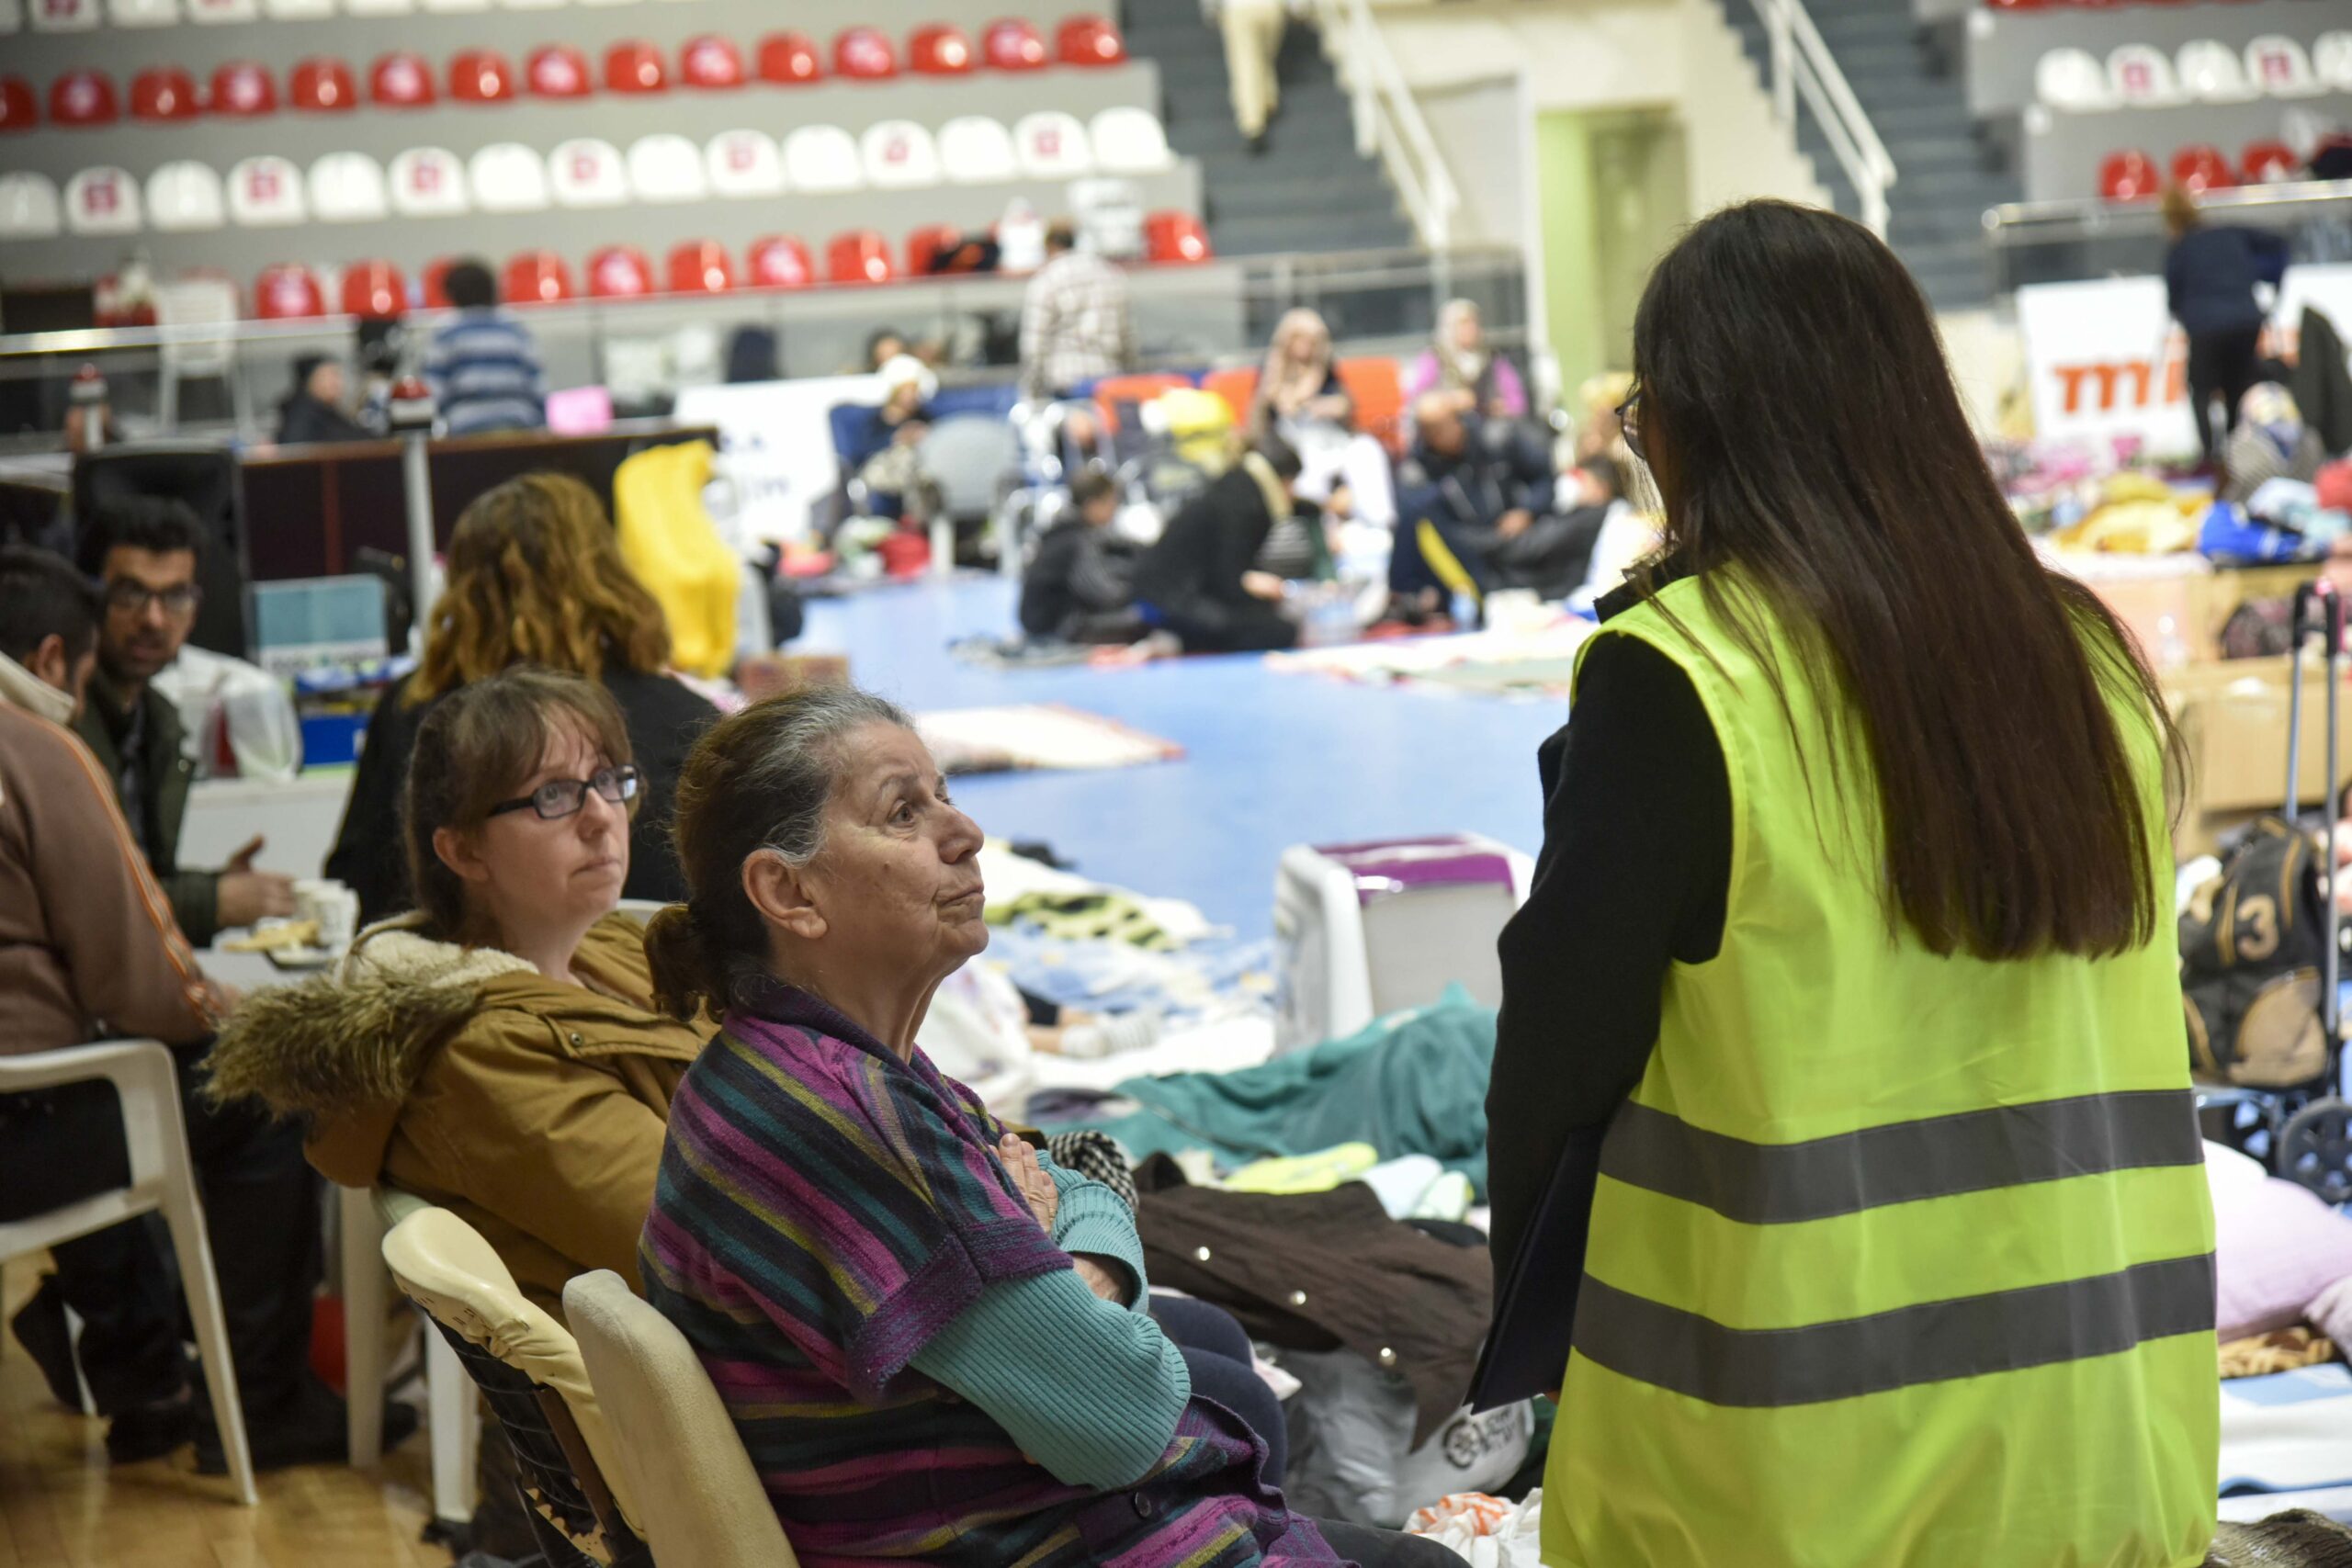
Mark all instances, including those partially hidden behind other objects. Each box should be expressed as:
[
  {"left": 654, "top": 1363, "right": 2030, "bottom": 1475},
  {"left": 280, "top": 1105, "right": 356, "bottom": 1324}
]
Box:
[{"left": 1485, "top": 201, "right": 2217, "bottom": 1566}]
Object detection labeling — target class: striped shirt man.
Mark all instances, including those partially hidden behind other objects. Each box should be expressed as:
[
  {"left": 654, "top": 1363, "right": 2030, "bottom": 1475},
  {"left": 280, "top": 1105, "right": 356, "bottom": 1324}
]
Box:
[{"left": 423, "top": 309, "right": 547, "bottom": 435}]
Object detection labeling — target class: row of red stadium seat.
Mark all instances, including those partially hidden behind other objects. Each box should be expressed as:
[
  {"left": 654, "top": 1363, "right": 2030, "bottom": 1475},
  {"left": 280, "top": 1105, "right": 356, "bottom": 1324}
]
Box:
[{"left": 2097, "top": 140, "right": 2304, "bottom": 198}]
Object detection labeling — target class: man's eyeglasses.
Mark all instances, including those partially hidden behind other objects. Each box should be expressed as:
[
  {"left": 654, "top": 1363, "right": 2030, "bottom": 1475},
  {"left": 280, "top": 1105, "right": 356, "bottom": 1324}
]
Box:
[
  {"left": 104, "top": 580, "right": 202, "bottom": 617},
  {"left": 1615, "top": 383, "right": 1645, "bottom": 464},
  {"left": 488, "top": 764, "right": 640, "bottom": 821}
]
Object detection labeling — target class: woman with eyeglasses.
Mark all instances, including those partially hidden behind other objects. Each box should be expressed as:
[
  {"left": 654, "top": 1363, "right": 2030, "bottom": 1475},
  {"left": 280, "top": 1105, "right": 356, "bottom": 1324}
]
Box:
[
  {"left": 1482, "top": 203, "right": 2216, "bottom": 1567},
  {"left": 324, "top": 470, "right": 718, "bottom": 924}
]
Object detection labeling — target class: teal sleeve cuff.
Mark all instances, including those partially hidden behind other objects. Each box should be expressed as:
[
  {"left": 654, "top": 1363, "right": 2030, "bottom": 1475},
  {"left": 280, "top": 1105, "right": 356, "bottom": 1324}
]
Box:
[
  {"left": 911, "top": 1269, "right": 1190, "bottom": 1491},
  {"left": 1042, "top": 1154, "right": 1150, "bottom": 1311}
]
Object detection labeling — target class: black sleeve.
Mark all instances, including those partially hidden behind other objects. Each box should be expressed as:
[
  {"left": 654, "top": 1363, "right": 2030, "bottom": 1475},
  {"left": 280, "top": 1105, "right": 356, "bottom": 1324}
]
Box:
[
  {"left": 1020, "top": 528, "right": 1083, "bottom": 637},
  {"left": 1485, "top": 633, "right": 1730, "bottom": 1280},
  {"left": 325, "top": 681, "right": 419, "bottom": 925},
  {"left": 614, "top": 671, "right": 720, "bottom": 907}
]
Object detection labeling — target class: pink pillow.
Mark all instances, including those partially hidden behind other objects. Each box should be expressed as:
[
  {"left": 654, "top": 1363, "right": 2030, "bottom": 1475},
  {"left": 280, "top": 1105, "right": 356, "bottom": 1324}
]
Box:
[{"left": 2211, "top": 1155, "right": 2352, "bottom": 1340}]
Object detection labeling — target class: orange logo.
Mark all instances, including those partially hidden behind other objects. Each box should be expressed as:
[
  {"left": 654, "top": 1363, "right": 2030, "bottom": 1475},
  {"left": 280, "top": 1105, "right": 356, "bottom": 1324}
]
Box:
[{"left": 2052, "top": 352, "right": 2188, "bottom": 413}]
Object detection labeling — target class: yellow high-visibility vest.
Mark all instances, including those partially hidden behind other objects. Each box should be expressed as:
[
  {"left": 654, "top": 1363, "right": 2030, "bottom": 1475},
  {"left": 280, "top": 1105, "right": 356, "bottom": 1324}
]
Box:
[{"left": 1545, "top": 574, "right": 2217, "bottom": 1568}]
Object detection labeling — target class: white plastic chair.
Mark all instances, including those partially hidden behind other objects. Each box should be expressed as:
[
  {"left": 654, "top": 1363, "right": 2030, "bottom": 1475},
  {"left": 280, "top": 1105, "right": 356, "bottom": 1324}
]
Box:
[
  {"left": 108, "top": 0, "right": 179, "bottom": 26},
  {"left": 263, "top": 0, "right": 334, "bottom": 15},
  {"left": 345, "top": 0, "right": 414, "bottom": 11},
  {"left": 550, "top": 138, "right": 629, "bottom": 208},
  {"left": 0, "top": 1042, "right": 257, "bottom": 1506},
  {"left": 2245, "top": 35, "right": 2321, "bottom": 99},
  {"left": 185, "top": 0, "right": 256, "bottom": 20},
  {"left": 65, "top": 167, "right": 142, "bottom": 237},
  {"left": 628, "top": 134, "right": 708, "bottom": 202},
  {"left": 420, "top": 0, "right": 489, "bottom": 10},
  {"left": 310, "top": 152, "right": 390, "bottom": 223},
  {"left": 0, "top": 172, "right": 62, "bottom": 238},
  {"left": 228, "top": 155, "right": 307, "bottom": 227},
  {"left": 1014, "top": 111, "right": 1093, "bottom": 178},
  {"left": 470, "top": 142, "right": 552, "bottom": 213},
  {"left": 2035, "top": 47, "right": 2114, "bottom": 112},
  {"left": 0, "top": 0, "right": 21, "bottom": 31},
  {"left": 2176, "top": 39, "right": 2256, "bottom": 105},
  {"left": 860, "top": 119, "right": 941, "bottom": 190},
  {"left": 340, "top": 1186, "right": 476, "bottom": 1537},
  {"left": 1089, "top": 107, "right": 1172, "bottom": 174},
  {"left": 566, "top": 1269, "right": 799, "bottom": 1568},
  {"left": 2317, "top": 32, "right": 2352, "bottom": 93},
  {"left": 153, "top": 272, "right": 246, "bottom": 430},
  {"left": 783, "top": 125, "right": 863, "bottom": 193},
  {"left": 940, "top": 116, "right": 1018, "bottom": 185},
  {"left": 390, "top": 147, "right": 470, "bottom": 217},
  {"left": 2108, "top": 44, "right": 2182, "bottom": 107},
  {"left": 706, "top": 130, "right": 785, "bottom": 197}
]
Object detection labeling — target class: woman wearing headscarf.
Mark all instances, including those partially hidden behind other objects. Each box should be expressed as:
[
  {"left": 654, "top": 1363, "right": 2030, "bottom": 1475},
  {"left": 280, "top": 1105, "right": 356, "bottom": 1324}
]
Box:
[{"left": 1403, "top": 300, "right": 1529, "bottom": 423}]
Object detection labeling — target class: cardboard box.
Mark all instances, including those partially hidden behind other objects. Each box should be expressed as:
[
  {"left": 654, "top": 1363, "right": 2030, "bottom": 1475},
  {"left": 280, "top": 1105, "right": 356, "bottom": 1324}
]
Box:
[{"left": 2165, "top": 655, "right": 2352, "bottom": 856}]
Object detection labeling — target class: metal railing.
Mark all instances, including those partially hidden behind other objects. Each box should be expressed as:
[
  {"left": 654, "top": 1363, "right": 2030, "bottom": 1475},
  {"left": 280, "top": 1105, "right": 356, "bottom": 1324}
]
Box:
[
  {"left": 1753, "top": 0, "right": 1898, "bottom": 236},
  {"left": 1308, "top": 0, "right": 1462, "bottom": 251},
  {"left": 1980, "top": 180, "right": 2352, "bottom": 294}
]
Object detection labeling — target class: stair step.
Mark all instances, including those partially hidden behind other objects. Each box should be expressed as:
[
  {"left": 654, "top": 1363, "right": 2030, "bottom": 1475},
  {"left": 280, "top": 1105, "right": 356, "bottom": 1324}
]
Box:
[{"left": 1211, "top": 211, "right": 1415, "bottom": 254}]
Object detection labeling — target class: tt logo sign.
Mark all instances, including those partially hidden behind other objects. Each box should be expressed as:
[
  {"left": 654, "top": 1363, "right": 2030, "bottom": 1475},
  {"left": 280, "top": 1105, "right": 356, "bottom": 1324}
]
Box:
[{"left": 2052, "top": 354, "right": 2186, "bottom": 414}]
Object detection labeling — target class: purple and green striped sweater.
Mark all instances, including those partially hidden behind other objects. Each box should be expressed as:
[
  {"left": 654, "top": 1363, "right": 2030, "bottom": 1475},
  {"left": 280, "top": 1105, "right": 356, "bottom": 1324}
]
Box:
[{"left": 639, "top": 980, "right": 1345, "bottom": 1568}]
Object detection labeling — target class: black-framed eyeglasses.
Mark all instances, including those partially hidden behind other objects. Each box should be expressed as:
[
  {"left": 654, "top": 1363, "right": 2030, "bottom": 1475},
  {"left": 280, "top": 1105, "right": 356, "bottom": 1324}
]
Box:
[
  {"left": 104, "top": 580, "right": 202, "bottom": 617},
  {"left": 488, "top": 764, "right": 639, "bottom": 821},
  {"left": 1615, "top": 383, "right": 1645, "bottom": 464}
]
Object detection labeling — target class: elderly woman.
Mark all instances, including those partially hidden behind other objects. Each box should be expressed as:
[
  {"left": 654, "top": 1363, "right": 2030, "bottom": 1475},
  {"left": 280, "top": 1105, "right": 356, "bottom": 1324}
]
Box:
[
  {"left": 1402, "top": 300, "right": 1529, "bottom": 423},
  {"left": 638, "top": 689, "right": 1451, "bottom": 1568}
]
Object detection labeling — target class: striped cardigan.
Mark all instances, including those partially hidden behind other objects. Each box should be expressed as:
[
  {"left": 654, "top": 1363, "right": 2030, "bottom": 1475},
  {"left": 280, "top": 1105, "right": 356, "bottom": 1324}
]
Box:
[{"left": 639, "top": 980, "right": 1343, "bottom": 1567}]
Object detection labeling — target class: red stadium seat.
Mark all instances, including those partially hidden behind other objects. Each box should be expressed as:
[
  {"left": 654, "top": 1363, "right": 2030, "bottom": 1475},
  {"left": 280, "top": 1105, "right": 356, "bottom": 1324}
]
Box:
[
  {"left": 371, "top": 52, "right": 436, "bottom": 109},
  {"left": 340, "top": 260, "right": 406, "bottom": 319},
  {"left": 527, "top": 46, "right": 594, "bottom": 100},
  {"left": 758, "top": 31, "right": 825, "bottom": 85},
  {"left": 1145, "top": 210, "right": 1212, "bottom": 265},
  {"left": 209, "top": 62, "right": 277, "bottom": 118},
  {"left": 667, "top": 241, "right": 737, "bottom": 294},
  {"left": 2242, "top": 140, "right": 2298, "bottom": 184},
  {"left": 1057, "top": 15, "right": 1126, "bottom": 67},
  {"left": 587, "top": 245, "right": 655, "bottom": 298},
  {"left": 748, "top": 234, "right": 815, "bottom": 289},
  {"left": 422, "top": 257, "right": 458, "bottom": 308},
  {"left": 984, "top": 17, "right": 1048, "bottom": 72},
  {"left": 450, "top": 50, "right": 516, "bottom": 105},
  {"left": 834, "top": 27, "right": 899, "bottom": 79},
  {"left": 51, "top": 70, "right": 119, "bottom": 127},
  {"left": 130, "top": 67, "right": 201, "bottom": 122},
  {"left": 910, "top": 24, "right": 976, "bottom": 75},
  {"left": 502, "top": 250, "right": 574, "bottom": 306},
  {"left": 2171, "top": 143, "right": 2233, "bottom": 194},
  {"left": 605, "top": 41, "right": 669, "bottom": 96},
  {"left": 2098, "top": 150, "right": 2160, "bottom": 201},
  {"left": 290, "top": 57, "right": 356, "bottom": 113},
  {"left": 681, "top": 36, "right": 746, "bottom": 90},
  {"left": 907, "top": 222, "right": 965, "bottom": 276},
  {"left": 827, "top": 230, "right": 895, "bottom": 285},
  {"left": 0, "top": 77, "right": 37, "bottom": 135},
  {"left": 255, "top": 263, "right": 323, "bottom": 321}
]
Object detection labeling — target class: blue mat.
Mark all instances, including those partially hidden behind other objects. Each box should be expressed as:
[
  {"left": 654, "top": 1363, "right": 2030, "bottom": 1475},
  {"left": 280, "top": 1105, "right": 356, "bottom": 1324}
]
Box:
[{"left": 801, "top": 578, "right": 1564, "bottom": 942}]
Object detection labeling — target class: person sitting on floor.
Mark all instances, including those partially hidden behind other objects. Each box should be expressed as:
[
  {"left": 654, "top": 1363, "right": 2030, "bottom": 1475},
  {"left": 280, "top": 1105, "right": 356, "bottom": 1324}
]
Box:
[
  {"left": 633, "top": 686, "right": 1453, "bottom": 1567},
  {"left": 1249, "top": 308, "right": 1396, "bottom": 527},
  {"left": 323, "top": 471, "right": 719, "bottom": 925},
  {"left": 1020, "top": 468, "right": 1147, "bottom": 644},
  {"left": 1402, "top": 299, "right": 1530, "bottom": 425},
  {"left": 1385, "top": 393, "right": 1558, "bottom": 622},
  {"left": 1129, "top": 437, "right": 1306, "bottom": 654},
  {"left": 0, "top": 547, "right": 394, "bottom": 1474}
]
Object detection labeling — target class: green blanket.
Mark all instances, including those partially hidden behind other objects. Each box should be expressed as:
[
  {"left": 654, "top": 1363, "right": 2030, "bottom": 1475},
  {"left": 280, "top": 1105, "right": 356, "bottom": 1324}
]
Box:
[{"left": 1044, "top": 986, "right": 1498, "bottom": 1198}]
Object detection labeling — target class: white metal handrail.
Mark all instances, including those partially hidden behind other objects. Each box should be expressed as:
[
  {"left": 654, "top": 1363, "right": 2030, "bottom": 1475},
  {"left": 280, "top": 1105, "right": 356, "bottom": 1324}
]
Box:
[
  {"left": 1308, "top": 0, "right": 1461, "bottom": 251},
  {"left": 1753, "top": 0, "right": 1898, "bottom": 237}
]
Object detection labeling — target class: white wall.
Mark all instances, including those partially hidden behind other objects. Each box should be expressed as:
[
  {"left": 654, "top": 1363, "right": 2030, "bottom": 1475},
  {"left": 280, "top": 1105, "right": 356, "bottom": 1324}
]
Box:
[
  {"left": 1415, "top": 75, "right": 1532, "bottom": 250},
  {"left": 1361, "top": 0, "right": 1831, "bottom": 215}
]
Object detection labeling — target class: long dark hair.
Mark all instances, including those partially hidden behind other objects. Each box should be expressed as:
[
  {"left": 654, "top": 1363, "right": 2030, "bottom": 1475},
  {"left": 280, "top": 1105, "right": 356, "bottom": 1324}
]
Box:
[{"left": 1628, "top": 200, "right": 2181, "bottom": 961}]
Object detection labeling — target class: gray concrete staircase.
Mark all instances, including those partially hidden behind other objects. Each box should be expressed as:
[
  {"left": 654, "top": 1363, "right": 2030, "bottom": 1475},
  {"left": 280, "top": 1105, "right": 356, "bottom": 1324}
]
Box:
[
  {"left": 1715, "top": 0, "right": 2016, "bottom": 310},
  {"left": 1119, "top": 0, "right": 1419, "bottom": 257}
]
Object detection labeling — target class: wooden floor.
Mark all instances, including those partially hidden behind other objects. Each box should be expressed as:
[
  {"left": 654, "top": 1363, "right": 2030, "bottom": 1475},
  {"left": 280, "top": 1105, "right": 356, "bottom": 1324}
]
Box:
[{"left": 0, "top": 1261, "right": 454, "bottom": 1568}]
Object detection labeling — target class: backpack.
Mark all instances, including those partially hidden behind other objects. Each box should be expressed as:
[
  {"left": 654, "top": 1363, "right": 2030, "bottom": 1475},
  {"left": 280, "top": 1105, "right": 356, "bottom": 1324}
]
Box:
[{"left": 2179, "top": 816, "right": 2334, "bottom": 1089}]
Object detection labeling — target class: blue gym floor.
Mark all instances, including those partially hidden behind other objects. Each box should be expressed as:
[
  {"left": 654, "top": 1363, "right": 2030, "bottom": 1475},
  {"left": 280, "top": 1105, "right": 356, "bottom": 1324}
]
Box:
[{"left": 800, "top": 577, "right": 1568, "bottom": 942}]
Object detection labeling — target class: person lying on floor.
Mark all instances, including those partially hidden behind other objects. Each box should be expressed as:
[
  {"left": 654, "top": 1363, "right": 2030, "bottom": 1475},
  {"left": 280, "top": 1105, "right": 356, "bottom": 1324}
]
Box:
[
  {"left": 1019, "top": 467, "right": 1148, "bottom": 645},
  {"left": 1129, "top": 435, "right": 1307, "bottom": 654},
  {"left": 636, "top": 686, "right": 1452, "bottom": 1568},
  {"left": 1385, "top": 392, "right": 1558, "bottom": 623}
]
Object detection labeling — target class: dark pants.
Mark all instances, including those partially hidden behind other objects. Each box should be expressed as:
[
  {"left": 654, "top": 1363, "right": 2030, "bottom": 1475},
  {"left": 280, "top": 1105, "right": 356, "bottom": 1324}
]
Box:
[
  {"left": 1313, "top": 1518, "right": 1465, "bottom": 1567},
  {"left": 2187, "top": 324, "right": 2265, "bottom": 467},
  {"left": 0, "top": 1043, "right": 320, "bottom": 1423},
  {"left": 1389, "top": 513, "right": 1498, "bottom": 604},
  {"left": 1140, "top": 595, "right": 1298, "bottom": 655},
  {"left": 1151, "top": 1294, "right": 1289, "bottom": 1486}
]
